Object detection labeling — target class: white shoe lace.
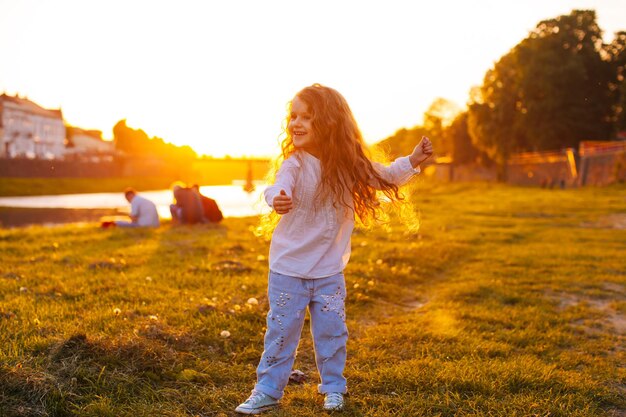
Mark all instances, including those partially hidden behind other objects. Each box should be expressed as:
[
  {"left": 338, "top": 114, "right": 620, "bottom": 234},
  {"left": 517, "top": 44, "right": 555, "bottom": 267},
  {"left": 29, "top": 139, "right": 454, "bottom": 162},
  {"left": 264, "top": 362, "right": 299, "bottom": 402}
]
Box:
[
  {"left": 326, "top": 392, "right": 343, "bottom": 405},
  {"left": 246, "top": 391, "right": 266, "bottom": 405}
]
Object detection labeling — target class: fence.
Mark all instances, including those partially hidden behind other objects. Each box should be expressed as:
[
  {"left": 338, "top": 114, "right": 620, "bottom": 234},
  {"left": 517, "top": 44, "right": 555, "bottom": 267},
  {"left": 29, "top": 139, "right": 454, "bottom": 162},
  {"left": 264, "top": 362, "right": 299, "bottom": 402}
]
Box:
[
  {"left": 577, "top": 141, "right": 626, "bottom": 186},
  {"left": 506, "top": 148, "right": 578, "bottom": 187},
  {"left": 425, "top": 141, "right": 626, "bottom": 187}
]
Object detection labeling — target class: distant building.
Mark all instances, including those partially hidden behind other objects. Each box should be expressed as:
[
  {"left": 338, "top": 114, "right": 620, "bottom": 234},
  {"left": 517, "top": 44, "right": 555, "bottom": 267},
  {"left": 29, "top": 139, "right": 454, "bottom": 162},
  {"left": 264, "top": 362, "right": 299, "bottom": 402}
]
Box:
[
  {"left": 0, "top": 93, "right": 66, "bottom": 159},
  {"left": 65, "top": 127, "right": 115, "bottom": 161}
]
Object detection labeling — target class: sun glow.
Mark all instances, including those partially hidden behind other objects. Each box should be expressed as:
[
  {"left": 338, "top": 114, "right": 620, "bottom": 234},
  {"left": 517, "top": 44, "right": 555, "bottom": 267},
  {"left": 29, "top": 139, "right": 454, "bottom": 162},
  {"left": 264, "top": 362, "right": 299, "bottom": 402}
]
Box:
[{"left": 1, "top": 0, "right": 624, "bottom": 157}]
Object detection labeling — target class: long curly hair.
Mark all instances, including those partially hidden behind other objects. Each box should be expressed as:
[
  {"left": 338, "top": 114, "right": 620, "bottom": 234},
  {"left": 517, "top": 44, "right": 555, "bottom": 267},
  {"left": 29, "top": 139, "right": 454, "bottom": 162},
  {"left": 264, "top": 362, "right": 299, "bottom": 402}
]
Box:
[
  {"left": 281, "top": 83, "right": 406, "bottom": 222},
  {"left": 255, "top": 84, "right": 421, "bottom": 239}
]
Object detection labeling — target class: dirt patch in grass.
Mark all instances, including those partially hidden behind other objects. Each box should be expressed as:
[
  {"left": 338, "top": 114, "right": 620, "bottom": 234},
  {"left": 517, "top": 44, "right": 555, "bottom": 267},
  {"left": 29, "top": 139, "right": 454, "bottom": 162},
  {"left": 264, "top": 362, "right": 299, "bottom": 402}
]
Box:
[
  {"left": 545, "top": 283, "right": 626, "bottom": 336},
  {"left": 374, "top": 297, "right": 428, "bottom": 312},
  {"left": 580, "top": 213, "right": 626, "bottom": 230}
]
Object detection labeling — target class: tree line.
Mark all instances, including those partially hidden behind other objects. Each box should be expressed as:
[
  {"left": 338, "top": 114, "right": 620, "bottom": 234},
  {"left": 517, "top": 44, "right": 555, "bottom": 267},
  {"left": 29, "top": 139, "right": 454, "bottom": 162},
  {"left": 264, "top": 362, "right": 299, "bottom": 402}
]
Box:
[
  {"left": 378, "top": 10, "right": 626, "bottom": 179},
  {"left": 112, "top": 119, "right": 197, "bottom": 162}
]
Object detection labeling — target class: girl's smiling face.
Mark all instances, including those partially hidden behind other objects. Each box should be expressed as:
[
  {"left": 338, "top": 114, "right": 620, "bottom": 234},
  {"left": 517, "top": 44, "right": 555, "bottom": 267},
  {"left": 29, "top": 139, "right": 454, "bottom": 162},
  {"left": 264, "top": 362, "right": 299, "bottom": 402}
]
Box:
[{"left": 289, "top": 96, "right": 318, "bottom": 155}]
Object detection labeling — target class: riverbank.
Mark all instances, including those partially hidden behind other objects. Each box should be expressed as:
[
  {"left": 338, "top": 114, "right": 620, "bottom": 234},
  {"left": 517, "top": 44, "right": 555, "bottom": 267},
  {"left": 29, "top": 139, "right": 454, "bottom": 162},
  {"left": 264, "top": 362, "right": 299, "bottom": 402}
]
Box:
[
  {"left": 0, "top": 207, "right": 123, "bottom": 228},
  {"left": 1, "top": 183, "right": 625, "bottom": 416},
  {"left": 0, "top": 177, "right": 177, "bottom": 197}
]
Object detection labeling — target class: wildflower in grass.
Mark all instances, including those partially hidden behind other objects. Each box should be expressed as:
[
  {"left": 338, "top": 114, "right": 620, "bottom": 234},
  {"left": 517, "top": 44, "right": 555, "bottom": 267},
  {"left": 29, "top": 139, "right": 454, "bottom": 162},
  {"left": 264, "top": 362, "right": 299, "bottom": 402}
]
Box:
[
  {"left": 220, "top": 330, "right": 231, "bottom": 338},
  {"left": 247, "top": 297, "right": 259, "bottom": 305},
  {"left": 33, "top": 318, "right": 41, "bottom": 325},
  {"left": 113, "top": 308, "right": 121, "bottom": 316},
  {"left": 241, "top": 285, "right": 248, "bottom": 290},
  {"left": 52, "top": 242, "right": 59, "bottom": 249},
  {"left": 257, "top": 255, "right": 267, "bottom": 261},
  {"left": 367, "top": 280, "right": 375, "bottom": 286},
  {"left": 360, "top": 241, "right": 368, "bottom": 247},
  {"left": 145, "top": 276, "right": 152, "bottom": 282},
  {"left": 354, "top": 283, "right": 360, "bottom": 289},
  {"left": 234, "top": 304, "right": 242, "bottom": 311},
  {"left": 149, "top": 315, "right": 158, "bottom": 321},
  {"left": 19, "top": 287, "right": 28, "bottom": 293},
  {"left": 376, "top": 259, "right": 384, "bottom": 265}
]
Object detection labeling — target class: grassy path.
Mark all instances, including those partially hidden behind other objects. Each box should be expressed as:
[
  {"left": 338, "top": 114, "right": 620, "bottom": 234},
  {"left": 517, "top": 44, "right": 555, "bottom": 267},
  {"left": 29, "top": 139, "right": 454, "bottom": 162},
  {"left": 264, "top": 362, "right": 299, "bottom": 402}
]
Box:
[{"left": 1, "top": 183, "right": 625, "bottom": 416}]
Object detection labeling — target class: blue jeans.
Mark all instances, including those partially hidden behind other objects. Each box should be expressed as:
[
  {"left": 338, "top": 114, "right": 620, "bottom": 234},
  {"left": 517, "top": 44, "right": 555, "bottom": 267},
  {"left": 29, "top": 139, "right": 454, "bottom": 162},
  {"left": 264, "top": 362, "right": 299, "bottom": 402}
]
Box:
[{"left": 254, "top": 271, "right": 348, "bottom": 399}]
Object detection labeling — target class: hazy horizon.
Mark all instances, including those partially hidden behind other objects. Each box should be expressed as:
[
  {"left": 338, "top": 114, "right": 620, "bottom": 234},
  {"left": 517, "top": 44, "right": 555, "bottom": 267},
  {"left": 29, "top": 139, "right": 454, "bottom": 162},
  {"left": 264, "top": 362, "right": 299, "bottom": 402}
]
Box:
[{"left": 1, "top": 0, "right": 624, "bottom": 158}]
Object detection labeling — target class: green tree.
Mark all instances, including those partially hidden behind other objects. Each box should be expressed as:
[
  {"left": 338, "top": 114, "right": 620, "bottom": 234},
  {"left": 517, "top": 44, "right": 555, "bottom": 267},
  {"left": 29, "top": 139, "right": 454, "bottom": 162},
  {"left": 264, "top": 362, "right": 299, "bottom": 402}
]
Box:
[
  {"left": 443, "top": 111, "right": 482, "bottom": 164},
  {"left": 113, "top": 119, "right": 150, "bottom": 155},
  {"left": 467, "top": 53, "right": 521, "bottom": 179},
  {"left": 423, "top": 98, "right": 461, "bottom": 157},
  {"left": 468, "top": 10, "right": 614, "bottom": 177},
  {"left": 376, "top": 126, "right": 428, "bottom": 160},
  {"left": 517, "top": 10, "right": 613, "bottom": 148},
  {"left": 606, "top": 31, "right": 626, "bottom": 133},
  {"left": 113, "top": 119, "right": 197, "bottom": 161},
  {"left": 377, "top": 98, "right": 461, "bottom": 160}
]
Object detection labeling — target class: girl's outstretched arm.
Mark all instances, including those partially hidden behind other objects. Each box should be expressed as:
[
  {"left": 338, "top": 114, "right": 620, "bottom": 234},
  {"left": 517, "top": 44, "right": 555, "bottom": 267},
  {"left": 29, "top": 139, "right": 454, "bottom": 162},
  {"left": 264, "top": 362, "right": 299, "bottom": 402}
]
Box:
[
  {"left": 372, "top": 136, "right": 434, "bottom": 188},
  {"left": 272, "top": 190, "right": 292, "bottom": 214},
  {"left": 409, "top": 136, "right": 434, "bottom": 169},
  {"left": 264, "top": 157, "right": 299, "bottom": 214}
]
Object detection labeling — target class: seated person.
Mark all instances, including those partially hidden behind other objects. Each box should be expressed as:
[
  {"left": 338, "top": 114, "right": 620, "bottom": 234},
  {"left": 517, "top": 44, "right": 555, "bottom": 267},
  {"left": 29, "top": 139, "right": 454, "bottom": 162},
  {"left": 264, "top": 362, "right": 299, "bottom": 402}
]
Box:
[
  {"left": 191, "top": 184, "right": 223, "bottom": 223},
  {"left": 170, "top": 182, "right": 205, "bottom": 225},
  {"left": 112, "top": 188, "right": 160, "bottom": 228}
]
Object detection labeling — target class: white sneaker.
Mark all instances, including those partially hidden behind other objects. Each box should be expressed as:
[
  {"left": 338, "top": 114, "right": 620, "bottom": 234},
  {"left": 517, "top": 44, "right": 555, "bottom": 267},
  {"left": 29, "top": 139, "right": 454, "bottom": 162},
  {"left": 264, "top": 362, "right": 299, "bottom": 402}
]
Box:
[
  {"left": 235, "top": 390, "right": 278, "bottom": 414},
  {"left": 324, "top": 392, "right": 344, "bottom": 411}
]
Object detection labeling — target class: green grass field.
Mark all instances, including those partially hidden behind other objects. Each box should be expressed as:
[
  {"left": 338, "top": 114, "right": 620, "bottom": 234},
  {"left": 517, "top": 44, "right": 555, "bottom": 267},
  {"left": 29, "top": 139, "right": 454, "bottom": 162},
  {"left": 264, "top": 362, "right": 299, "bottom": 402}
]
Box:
[{"left": 1, "top": 183, "right": 625, "bottom": 416}]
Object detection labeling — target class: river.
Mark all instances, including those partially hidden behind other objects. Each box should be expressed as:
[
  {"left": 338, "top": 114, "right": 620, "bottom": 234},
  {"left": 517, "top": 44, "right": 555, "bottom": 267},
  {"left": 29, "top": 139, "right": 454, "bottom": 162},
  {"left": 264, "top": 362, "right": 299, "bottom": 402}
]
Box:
[{"left": 0, "top": 184, "right": 270, "bottom": 227}]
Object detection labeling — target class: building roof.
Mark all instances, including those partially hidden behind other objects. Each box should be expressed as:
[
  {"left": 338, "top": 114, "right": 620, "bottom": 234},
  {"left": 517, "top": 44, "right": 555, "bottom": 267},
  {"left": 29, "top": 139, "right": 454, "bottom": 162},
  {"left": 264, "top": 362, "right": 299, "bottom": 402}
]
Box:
[
  {"left": 0, "top": 93, "right": 63, "bottom": 119},
  {"left": 68, "top": 126, "right": 104, "bottom": 140}
]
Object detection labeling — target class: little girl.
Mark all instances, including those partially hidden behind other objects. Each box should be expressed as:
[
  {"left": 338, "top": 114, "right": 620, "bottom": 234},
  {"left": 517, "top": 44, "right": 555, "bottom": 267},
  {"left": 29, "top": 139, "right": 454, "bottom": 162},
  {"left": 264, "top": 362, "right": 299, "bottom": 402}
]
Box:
[{"left": 236, "top": 84, "right": 433, "bottom": 414}]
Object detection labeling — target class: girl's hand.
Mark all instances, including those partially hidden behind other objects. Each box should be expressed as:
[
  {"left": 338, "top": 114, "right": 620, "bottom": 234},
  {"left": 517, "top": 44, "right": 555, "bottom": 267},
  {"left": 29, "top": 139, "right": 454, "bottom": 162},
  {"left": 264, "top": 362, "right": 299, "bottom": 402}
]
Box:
[
  {"left": 409, "top": 136, "right": 434, "bottom": 168},
  {"left": 273, "top": 190, "right": 293, "bottom": 215}
]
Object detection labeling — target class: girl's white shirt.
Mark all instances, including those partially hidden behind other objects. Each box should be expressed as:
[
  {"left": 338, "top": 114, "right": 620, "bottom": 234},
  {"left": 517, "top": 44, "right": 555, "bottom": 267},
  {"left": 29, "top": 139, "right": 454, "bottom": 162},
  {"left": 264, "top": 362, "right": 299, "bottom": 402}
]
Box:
[{"left": 264, "top": 151, "right": 420, "bottom": 279}]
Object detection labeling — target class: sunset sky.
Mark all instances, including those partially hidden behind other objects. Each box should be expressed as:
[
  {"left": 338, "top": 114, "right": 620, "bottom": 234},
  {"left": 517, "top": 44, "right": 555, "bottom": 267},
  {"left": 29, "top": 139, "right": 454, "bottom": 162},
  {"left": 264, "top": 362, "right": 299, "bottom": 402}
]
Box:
[{"left": 1, "top": 0, "right": 624, "bottom": 158}]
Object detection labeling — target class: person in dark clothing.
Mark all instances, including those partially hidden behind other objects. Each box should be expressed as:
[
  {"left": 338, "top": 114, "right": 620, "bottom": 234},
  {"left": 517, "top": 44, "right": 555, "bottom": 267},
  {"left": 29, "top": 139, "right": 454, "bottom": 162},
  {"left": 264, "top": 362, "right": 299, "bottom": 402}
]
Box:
[
  {"left": 170, "top": 183, "right": 204, "bottom": 224},
  {"left": 191, "top": 184, "right": 223, "bottom": 223}
]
